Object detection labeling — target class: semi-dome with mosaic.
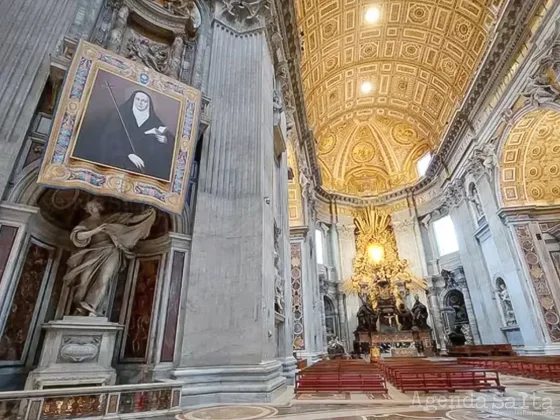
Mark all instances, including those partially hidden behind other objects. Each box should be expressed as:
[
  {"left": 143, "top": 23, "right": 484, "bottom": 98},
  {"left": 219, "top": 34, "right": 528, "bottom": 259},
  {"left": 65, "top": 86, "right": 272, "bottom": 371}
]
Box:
[{"left": 295, "top": 0, "right": 503, "bottom": 197}]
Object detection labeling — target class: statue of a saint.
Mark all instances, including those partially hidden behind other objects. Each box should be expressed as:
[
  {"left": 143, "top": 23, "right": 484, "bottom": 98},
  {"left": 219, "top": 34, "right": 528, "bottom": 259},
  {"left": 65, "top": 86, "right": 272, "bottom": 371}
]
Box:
[
  {"left": 412, "top": 294, "right": 429, "bottom": 329},
  {"left": 498, "top": 283, "right": 517, "bottom": 325},
  {"left": 64, "top": 201, "right": 156, "bottom": 317}
]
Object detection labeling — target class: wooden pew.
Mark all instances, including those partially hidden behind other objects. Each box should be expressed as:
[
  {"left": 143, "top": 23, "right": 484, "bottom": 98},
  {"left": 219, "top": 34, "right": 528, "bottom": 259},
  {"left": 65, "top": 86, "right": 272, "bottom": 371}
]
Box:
[
  {"left": 376, "top": 358, "right": 505, "bottom": 393},
  {"left": 295, "top": 360, "right": 387, "bottom": 393},
  {"left": 458, "top": 356, "right": 560, "bottom": 382}
]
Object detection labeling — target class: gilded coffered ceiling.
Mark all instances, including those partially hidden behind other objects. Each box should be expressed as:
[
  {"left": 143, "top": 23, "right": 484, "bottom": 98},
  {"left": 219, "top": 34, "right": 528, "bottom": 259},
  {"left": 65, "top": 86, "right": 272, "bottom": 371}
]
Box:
[{"left": 295, "top": 0, "right": 503, "bottom": 197}]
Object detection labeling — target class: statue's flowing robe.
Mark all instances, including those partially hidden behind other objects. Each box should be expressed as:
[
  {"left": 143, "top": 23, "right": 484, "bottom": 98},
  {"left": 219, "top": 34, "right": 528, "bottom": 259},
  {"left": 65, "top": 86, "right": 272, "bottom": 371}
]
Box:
[{"left": 63, "top": 210, "right": 156, "bottom": 312}]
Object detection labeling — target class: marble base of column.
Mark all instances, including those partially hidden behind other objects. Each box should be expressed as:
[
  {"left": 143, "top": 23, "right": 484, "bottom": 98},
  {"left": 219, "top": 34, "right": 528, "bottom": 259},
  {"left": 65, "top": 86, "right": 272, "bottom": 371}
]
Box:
[
  {"left": 278, "top": 356, "right": 297, "bottom": 385},
  {"left": 543, "top": 344, "right": 560, "bottom": 355},
  {"left": 295, "top": 351, "right": 323, "bottom": 365},
  {"left": 519, "top": 345, "right": 546, "bottom": 355},
  {"left": 173, "top": 361, "right": 285, "bottom": 405}
]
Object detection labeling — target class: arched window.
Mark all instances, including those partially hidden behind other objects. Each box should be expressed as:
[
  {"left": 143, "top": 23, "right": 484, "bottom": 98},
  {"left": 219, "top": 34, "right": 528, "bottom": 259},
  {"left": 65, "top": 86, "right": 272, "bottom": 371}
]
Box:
[{"left": 433, "top": 215, "right": 459, "bottom": 256}]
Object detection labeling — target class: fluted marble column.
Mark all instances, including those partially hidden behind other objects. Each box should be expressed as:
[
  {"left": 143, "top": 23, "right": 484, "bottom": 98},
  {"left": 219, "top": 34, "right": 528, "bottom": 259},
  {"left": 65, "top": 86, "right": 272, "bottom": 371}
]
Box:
[
  {"left": 174, "top": 17, "right": 285, "bottom": 404},
  {"left": 0, "top": 0, "right": 81, "bottom": 198}
]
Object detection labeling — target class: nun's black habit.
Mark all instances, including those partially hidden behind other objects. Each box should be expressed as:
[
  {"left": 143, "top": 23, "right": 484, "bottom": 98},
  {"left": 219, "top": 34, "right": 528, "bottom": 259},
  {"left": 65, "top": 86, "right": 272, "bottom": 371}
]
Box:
[{"left": 74, "top": 90, "right": 175, "bottom": 181}]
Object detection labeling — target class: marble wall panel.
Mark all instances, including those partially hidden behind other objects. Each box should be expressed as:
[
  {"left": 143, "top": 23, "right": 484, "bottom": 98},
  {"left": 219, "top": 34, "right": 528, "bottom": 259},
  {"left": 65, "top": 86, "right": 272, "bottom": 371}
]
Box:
[
  {"left": 161, "top": 251, "right": 185, "bottom": 362},
  {"left": 123, "top": 258, "right": 160, "bottom": 361},
  {"left": 291, "top": 243, "right": 304, "bottom": 350},
  {"left": 515, "top": 225, "right": 560, "bottom": 342},
  {"left": 0, "top": 242, "right": 51, "bottom": 361},
  {"left": 0, "top": 225, "right": 18, "bottom": 285}
]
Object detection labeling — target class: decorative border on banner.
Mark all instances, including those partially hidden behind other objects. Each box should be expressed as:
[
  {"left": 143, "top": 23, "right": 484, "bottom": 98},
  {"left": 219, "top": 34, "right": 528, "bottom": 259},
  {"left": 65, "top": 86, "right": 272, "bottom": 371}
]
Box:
[{"left": 38, "top": 41, "right": 202, "bottom": 214}]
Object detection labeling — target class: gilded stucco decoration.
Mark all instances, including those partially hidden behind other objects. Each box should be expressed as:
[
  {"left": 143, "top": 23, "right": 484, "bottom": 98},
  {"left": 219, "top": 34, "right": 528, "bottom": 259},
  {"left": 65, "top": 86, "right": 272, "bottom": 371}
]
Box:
[
  {"left": 343, "top": 207, "right": 425, "bottom": 309},
  {"left": 500, "top": 109, "right": 560, "bottom": 207},
  {"left": 295, "top": 0, "right": 501, "bottom": 197},
  {"left": 287, "top": 141, "right": 305, "bottom": 226},
  {"left": 317, "top": 115, "right": 430, "bottom": 197}
]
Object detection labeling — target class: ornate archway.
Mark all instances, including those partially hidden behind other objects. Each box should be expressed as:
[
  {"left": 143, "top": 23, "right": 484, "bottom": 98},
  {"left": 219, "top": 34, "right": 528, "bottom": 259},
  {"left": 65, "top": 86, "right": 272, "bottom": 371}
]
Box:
[{"left": 499, "top": 108, "right": 560, "bottom": 208}]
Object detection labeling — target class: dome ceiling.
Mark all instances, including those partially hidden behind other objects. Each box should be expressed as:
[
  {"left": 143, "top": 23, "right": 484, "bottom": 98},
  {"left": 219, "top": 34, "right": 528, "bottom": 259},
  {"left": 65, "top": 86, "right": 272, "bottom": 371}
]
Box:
[{"left": 295, "top": 0, "right": 502, "bottom": 197}]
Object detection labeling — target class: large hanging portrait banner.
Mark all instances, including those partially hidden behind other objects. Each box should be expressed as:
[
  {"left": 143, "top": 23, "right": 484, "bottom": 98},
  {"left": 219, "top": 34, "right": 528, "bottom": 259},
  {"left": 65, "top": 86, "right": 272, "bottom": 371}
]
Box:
[{"left": 38, "top": 41, "right": 201, "bottom": 214}]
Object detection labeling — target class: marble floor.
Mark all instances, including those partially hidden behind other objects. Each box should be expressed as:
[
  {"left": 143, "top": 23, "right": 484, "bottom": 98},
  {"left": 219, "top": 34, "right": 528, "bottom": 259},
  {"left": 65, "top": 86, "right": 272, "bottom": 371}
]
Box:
[{"left": 163, "top": 375, "right": 560, "bottom": 420}]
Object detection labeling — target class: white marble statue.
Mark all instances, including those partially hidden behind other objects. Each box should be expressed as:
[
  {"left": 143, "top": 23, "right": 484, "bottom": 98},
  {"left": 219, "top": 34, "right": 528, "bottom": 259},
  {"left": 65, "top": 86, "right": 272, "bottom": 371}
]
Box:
[
  {"left": 498, "top": 283, "right": 517, "bottom": 326},
  {"left": 64, "top": 201, "right": 156, "bottom": 317}
]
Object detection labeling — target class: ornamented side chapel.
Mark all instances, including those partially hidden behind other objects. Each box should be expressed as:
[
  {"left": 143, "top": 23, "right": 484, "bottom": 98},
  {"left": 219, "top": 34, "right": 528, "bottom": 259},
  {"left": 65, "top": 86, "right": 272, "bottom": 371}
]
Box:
[{"left": 2, "top": 0, "right": 560, "bottom": 418}]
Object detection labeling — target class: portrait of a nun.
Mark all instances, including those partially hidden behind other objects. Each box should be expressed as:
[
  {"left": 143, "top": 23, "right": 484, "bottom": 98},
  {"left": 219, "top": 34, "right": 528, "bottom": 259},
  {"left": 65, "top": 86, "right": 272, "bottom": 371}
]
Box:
[{"left": 73, "top": 77, "right": 177, "bottom": 181}]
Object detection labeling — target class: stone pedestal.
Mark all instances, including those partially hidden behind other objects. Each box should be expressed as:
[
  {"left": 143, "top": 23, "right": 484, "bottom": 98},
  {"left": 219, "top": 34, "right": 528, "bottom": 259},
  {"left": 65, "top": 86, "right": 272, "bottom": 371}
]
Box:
[{"left": 25, "top": 316, "right": 122, "bottom": 390}]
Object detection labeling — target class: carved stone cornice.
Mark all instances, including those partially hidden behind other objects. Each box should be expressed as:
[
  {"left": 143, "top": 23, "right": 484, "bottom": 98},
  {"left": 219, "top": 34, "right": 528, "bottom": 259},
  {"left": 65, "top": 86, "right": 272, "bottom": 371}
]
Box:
[
  {"left": 125, "top": 0, "right": 197, "bottom": 37},
  {"left": 443, "top": 179, "right": 466, "bottom": 209},
  {"left": 214, "top": 0, "right": 270, "bottom": 32},
  {"left": 392, "top": 218, "right": 416, "bottom": 234}
]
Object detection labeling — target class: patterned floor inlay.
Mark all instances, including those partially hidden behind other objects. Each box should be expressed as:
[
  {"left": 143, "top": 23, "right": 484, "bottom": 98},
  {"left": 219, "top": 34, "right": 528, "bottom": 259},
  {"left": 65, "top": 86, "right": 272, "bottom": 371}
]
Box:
[{"left": 177, "top": 405, "right": 277, "bottom": 420}]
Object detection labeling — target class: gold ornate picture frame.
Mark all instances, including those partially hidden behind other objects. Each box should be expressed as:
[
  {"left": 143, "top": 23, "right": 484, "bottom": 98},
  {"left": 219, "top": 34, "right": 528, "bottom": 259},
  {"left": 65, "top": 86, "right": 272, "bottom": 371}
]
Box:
[{"left": 38, "top": 41, "right": 201, "bottom": 214}]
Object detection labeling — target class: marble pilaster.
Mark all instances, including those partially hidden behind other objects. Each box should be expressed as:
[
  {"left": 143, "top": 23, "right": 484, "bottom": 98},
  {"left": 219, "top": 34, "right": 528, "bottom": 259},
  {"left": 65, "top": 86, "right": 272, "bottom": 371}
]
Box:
[
  {"left": 476, "top": 174, "right": 546, "bottom": 352},
  {"left": 173, "top": 17, "right": 285, "bottom": 404},
  {"left": 0, "top": 0, "right": 80, "bottom": 199},
  {"left": 449, "top": 201, "right": 503, "bottom": 344},
  {"left": 336, "top": 217, "right": 359, "bottom": 336}
]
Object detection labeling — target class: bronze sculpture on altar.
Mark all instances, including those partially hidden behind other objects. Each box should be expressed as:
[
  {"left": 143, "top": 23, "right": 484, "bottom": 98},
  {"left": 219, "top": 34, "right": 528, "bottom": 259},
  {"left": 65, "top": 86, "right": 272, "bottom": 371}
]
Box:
[
  {"left": 396, "top": 303, "right": 414, "bottom": 331},
  {"left": 345, "top": 207, "right": 435, "bottom": 355},
  {"left": 356, "top": 295, "right": 378, "bottom": 332},
  {"left": 63, "top": 200, "right": 156, "bottom": 317},
  {"left": 412, "top": 294, "right": 430, "bottom": 329}
]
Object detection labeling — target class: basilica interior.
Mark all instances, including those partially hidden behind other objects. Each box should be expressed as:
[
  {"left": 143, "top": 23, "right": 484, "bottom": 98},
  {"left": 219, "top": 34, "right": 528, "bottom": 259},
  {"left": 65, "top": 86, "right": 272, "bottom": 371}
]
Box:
[{"left": 2, "top": 0, "right": 560, "bottom": 419}]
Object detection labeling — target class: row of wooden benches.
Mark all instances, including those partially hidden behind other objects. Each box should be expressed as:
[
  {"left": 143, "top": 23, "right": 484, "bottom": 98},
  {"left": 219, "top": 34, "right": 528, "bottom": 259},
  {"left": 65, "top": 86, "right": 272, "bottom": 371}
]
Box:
[
  {"left": 295, "top": 360, "right": 387, "bottom": 393},
  {"left": 374, "top": 358, "right": 505, "bottom": 393},
  {"left": 448, "top": 344, "right": 515, "bottom": 357},
  {"left": 458, "top": 356, "right": 560, "bottom": 381}
]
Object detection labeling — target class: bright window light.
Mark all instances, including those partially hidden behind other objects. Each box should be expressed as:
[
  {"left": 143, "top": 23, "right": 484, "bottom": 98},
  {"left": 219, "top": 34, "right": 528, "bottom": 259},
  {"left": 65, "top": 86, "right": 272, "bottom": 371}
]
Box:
[
  {"left": 361, "top": 81, "right": 373, "bottom": 94},
  {"left": 417, "top": 152, "right": 432, "bottom": 177},
  {"left": 365, "top": 6, "right": 381, "bottom": 23},
  {"left": 433, "top": 216, "right": 459, "bottom": 256},
  {"left": 315, "top": 229, "right": 324, "bottom": 265}
]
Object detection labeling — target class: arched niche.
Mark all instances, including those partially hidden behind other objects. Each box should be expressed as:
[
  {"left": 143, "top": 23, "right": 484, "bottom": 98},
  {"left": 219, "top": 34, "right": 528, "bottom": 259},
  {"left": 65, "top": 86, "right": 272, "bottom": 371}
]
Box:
[
  {"left": 4, "top": 165, "right": 187, "bottom": 235},
  {"left": 323, "top": 295, "right": 338, "bottom": 343},
  {"left": 499, "top": 107, "right": 560, "bottom": 208},
  {"left": 444, "top": 289, "right": 469, "bottom": 325}
]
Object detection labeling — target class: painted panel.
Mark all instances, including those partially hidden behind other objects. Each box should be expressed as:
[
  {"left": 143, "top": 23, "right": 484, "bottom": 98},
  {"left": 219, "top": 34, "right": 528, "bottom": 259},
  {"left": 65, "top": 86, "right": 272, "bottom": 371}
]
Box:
[
  {"left": 123, "top": 258, "right": 160, "bottom": 361},
  {"left": 161, "top": 251, "right": 185, "bottom": 362},
  {"left": 0, "top": 243, "right": 51, "bottom": 361}
]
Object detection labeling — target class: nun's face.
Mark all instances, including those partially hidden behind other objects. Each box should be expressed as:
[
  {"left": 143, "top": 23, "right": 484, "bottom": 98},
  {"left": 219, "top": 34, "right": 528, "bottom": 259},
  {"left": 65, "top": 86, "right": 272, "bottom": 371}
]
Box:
[{"left": 133, "top": 92, "right": 150, "bottom": 112}]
